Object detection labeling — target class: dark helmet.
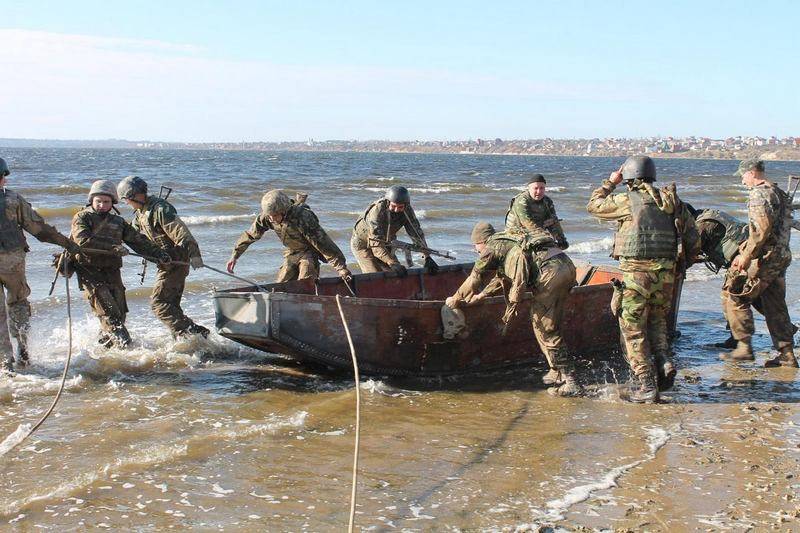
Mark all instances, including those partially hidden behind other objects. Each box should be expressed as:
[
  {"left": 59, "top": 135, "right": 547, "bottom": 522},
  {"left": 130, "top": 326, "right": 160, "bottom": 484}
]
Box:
[
  {"left": 385, "top": 185, "right": 411, "bottom": 205},
  {"left": 117, "top": 175, "right": 148, "bottom": 200},
  {"left": 621, "top": 155, "right": 656, "bottom": 183},
  {"left": 0, "top": 158, "right": 9, "bottom": 178}
]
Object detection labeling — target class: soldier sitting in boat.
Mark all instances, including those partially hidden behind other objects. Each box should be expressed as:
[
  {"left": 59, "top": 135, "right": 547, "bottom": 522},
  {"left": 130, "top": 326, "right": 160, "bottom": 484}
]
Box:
[
  {"left": 445, "top": 221, "right": 581, "bottom": 397},
  {"left": 351, "top": 185, "right": 438, "bottom": 276},
  {"left": 227, "top": 190, "right": 352, "bottom": 282},
  {"left": 506, "top": 173, "right": 568, "bottom": 249}
]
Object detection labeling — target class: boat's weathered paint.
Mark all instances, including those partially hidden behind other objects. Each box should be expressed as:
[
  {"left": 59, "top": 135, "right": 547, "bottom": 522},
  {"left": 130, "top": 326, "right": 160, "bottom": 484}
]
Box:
[{"left": 213, "top": 263, "right": 681, "bottom": 377}]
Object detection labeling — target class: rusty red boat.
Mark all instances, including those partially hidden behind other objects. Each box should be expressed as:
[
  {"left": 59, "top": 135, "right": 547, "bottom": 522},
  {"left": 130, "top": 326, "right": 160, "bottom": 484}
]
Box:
[{"left": 212, "top": 263, "right": 682, "bottom": 377}]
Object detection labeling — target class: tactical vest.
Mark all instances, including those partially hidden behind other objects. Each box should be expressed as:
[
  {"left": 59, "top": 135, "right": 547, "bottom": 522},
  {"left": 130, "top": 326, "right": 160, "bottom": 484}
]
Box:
[
  {"left": 505, "top": 194, "right": 557, "bottom": 230},
  {"left": 353, "top": 199, "right": 408, "bottom": 242},
  {"left": 695, "top": 209, "right": 748, "bottom": 267},
  {"left": 0, "top": 191, "right": 27, "bottom": 252},
  {"left": 74, "top": 208, "right": 127, "bottom": 268},
  {"left": 136, "top": 197, "right": 177, "bottom": 252},
  {"left": 273, "top": 203, "right": 320, "bottom": 255},
  {"left": 612, "top": 190, "right": 677, "bottom": 259}
]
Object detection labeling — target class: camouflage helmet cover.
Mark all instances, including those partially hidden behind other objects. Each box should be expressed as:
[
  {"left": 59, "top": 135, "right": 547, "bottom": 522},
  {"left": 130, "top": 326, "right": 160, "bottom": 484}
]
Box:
[
  {"left": 261, "top": 190, "right": 292, "bottom": 216},
  {"left": 117, "top": 175, "right": 148, "bottom": 200},
  {"left": 88, "top": 179, "right": 119, "bottom": 204}
]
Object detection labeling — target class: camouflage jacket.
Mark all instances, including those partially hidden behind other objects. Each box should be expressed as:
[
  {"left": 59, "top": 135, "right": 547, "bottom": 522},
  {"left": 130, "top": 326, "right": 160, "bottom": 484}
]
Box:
[
  {"left": 0, "top": 188, "right": 72, "bottom": 253},
  {"left": 232, "top": 202, "right": 347, "bottom": 271},
  {"left": 352, "top": 199, "right": 427, "bottom": 266},
  {"left": 586, "top": 180, "right": 700, "bottom": 273},
  {"left": 71, "top": 207, "right": 165, "bottom": 269},
  {"left": 505, "top": 192, "right": 568, "bottom": 249},
  {"left": 739, "top": 181, "right": 792, "bottom": 267},
  {"left": 131, "top": 196, "right": 201, "bottom": 261}
]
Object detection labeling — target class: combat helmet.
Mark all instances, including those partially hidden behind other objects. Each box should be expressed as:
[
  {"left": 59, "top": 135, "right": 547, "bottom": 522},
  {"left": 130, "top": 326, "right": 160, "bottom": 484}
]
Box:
[
  {"left": 88, "top": 179, "right": 119, "bottom": 204},
  {"left": 261, "top": 190, "right": 292, "bottom": 216},
  {"left": 621, "top": 155, "right": 656, "bottom": 183},
  {"left": 117, "top": 175, "right": 148, "bottom": 201},
  {"left": 0, "top": 158, "right": 9, "bottom": 178},
  {"left": 385, "top": 185, "right": 411, "bottom": 205}
]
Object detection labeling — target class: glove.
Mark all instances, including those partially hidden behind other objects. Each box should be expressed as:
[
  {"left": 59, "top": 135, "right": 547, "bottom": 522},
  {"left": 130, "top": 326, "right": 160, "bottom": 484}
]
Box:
[
  {"left": 112, "top": 245, "right": 129, "bottom": 257},
  {"left": 157, "top": 252, "right": 172, "bottom": 266},
  {"left": 189, "top": 256, "right": 204, "bottom": 270},
  {"left": 390, "top": 263, "right": 408, "bottom": 278},
  {"left": 65, "top": 240, "right": 80, "bottom": 254},
  {"left": 338, "top": 268, "right": 353, "bottom": 282},
  {"left": 423, "top": 256, "right": 439, "bottom": 275}
]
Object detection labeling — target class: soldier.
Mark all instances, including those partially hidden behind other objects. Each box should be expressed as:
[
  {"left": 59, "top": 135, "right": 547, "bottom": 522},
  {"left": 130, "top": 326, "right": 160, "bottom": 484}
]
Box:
[
  {"left": 506, "top": 173, "right": 569, "bottom": 249},
  {"left": 351, "top": 185, "right": 438, "bottom": 276},
  {"left": 0, "top": 157, "right": 78, "bottom": 370},
  {"left": 445, "top": 222, "right": 581, "bottom": 396},
  {"left": 117, "top": 176, "right": 209, "bottom": 338},
  {"left": 719, "top": 159, "right": 797, "bottom": 367},
  {"left": 71, "top": 180, "right": 169, "bottom": 348},
  {"left": 692, "top": 207, "right": 750, "bottom": 349},
  {"left": 227, "top": 190, "right": 352, "bottom": 282},
  {"left": 587, "top": 155, "right": 699, "bottom": 403}
]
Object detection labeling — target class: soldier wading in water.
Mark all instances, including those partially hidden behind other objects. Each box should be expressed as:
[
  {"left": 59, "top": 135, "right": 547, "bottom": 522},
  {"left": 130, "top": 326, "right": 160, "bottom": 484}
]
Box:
[
  {"left": 719, "top": 159, "right": 797, "bottom": 367},
  {"left": 0, "top": 158, "right": 78, "bottom": 371},
  {"left": 228, "top": 190, "right": 352, "bottom": 282},
  {"left": 117, "top": 176, "right": 210, "bottom": 339},
  {"left": 70, "top": 180, "right": 170, "bottom": 348},
  {"left": 445, "top": 222, "right": 581, "bottom": 397},
  {"left": 587, "top": 156, "right": 699, "bottom": 403}
]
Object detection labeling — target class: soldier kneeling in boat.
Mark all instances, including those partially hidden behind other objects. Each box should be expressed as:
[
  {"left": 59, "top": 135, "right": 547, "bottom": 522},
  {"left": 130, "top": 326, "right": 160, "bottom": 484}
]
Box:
[
  {"left": 227, "top": 190, "right": 352, "bottom": 282},
  {"left": 70, "top": 180, "right": 170, "bottom": 348},
  {"left": 506, "top": 173, "right": 569, "bottom": 249},
  {"left": 445, "top": 222, "right": 581, "bottom": 397},
  {"left": 117, "top": 176, "right": 209, "bottom": 339},
  {"left": 351, "top": 185, "right": 438, "bottom": 276}
]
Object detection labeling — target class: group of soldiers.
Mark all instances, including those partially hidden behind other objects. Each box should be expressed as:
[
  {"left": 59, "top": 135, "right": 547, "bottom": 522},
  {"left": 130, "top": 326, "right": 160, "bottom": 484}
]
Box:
[{"left": 0, "top": 155, "right": 796, "bottom": 404}]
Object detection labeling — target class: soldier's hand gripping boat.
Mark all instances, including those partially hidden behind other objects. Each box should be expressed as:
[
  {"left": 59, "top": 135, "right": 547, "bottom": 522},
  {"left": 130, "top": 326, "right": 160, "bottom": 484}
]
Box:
[{"left": 213, "top": 263, "right": 682, "bottom": 377}]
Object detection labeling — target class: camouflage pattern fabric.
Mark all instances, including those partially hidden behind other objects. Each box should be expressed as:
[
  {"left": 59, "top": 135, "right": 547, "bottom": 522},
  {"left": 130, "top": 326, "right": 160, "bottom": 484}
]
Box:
[
  {"left": 351, "top": 199, "right": 427, "bottom": 271},
  {"left": 0, "top": 189, "right": 73, "bottom": 253},
  {"left": 0, "top": 250, "right": 32, "bottom": 357},
  {"left": 505, "top": 192, "right": 569, "bottom": 249}
]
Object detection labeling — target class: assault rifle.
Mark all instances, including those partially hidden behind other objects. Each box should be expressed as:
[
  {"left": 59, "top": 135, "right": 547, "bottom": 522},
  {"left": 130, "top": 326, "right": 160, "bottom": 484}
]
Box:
[
  {"left": 371, "top": 239, "right": 456, "bottom": 267},
  {"left": 139, "top": 185, "right": 174, "bottom": 284}
]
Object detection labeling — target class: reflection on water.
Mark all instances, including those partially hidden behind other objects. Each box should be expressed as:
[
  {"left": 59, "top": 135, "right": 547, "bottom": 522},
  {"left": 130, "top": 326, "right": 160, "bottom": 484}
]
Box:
[{"left": 0, "top": 149, "right": 798, "bottom": 529}]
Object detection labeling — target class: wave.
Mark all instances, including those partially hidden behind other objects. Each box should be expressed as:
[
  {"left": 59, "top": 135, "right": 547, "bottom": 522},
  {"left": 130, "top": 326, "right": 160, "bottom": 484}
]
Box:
[
  {"left": 34, "top": 206, "right": 82, "bottom": 219},
  {"left": 182, "top": 213, "right": 255, "bottom": 226},
  {"left": 569, "top": 236, "right": 614, "bottom": 254}
]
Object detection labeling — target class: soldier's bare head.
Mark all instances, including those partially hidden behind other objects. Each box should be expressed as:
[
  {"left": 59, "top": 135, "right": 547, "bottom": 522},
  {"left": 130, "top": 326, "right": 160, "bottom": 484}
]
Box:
[
  {"left": 527, "top": 174, "right": 547, "bottom": 200},
  {"left": 92, "top": 195, "right": 114, "bottom": 213}
]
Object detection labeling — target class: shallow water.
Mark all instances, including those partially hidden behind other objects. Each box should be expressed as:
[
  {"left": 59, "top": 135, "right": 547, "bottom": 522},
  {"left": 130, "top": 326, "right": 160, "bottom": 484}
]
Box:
[{"left": 0, "top": 148, "right": 798, "bottom": 530}]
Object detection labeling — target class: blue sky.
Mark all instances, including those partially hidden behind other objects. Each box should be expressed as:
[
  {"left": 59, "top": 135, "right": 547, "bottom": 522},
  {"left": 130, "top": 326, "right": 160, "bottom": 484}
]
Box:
[{"left": 2, "top": 0, "right": 798, "bottom": 141}]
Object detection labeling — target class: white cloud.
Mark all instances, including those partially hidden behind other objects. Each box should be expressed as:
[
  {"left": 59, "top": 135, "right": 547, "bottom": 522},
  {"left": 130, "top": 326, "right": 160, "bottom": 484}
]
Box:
[{"left": 0, "top": 29, "right": 661, "bottom": 141}]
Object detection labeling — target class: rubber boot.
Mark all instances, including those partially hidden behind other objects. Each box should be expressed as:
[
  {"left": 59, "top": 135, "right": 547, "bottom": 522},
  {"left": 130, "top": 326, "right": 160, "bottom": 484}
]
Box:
[
  {"left": 549, "top": 372, "right": 583, "bottom": 397},
  {"left": 712, "top": 335, "right": 737, "bottom": 349},
  {"left": 628, "top": 372, "right": 659, "bottom": 404},
  {"left": 764, "top": 347, "right": 799, "bottom": 368},
  {"left": 719, "top": 339, "right": 754, "bottom": 361},
  {"left": 15, "top": 343, "right": 29, "bottom": 368},
  {"left": 111, "top": 326, "right": 132, "bottom": 349},
  {"left": 542, "top": 368, "right": 563, "bottom": 387},
  {"left": 186, "top": 323, "right": 210, "bottom": 339},
  {"left": 655, "top": 353, "right": 677, "bottom": 392}
]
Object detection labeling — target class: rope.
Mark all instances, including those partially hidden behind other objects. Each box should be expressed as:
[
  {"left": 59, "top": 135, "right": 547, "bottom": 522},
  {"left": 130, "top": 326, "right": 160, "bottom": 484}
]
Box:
[
  {"left": 2, "top": 262, "right": 74, "bottom": 456},
  {"left": 335, "top": 294, "right": 360, "bottom": 533}
]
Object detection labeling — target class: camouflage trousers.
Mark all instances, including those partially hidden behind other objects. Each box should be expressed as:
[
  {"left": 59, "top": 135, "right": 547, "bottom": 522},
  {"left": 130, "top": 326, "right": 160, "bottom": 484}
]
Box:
[
  {"left": 721, "top": 258, "right": 795, "bottom": 351},
  {"left": 350, "top": 237, "right": 397, "bottom": 274},
  {"left": 530, "top": 253, "right": 577, "bottom": 372},
  {"left": 615, "top": 268, "right": 674, "bottom": 379},
  {"left": 76, "top": 266, "right": 128, "bottom": 336},
  {"left": 276, "top": 251, "right": 320, "bottom": 282},
  {"left": 152, "top": 262, "right": 196, "bottom": 334},
  {"left": 0, "top": 251, "right": 32, "bottom": 357}
]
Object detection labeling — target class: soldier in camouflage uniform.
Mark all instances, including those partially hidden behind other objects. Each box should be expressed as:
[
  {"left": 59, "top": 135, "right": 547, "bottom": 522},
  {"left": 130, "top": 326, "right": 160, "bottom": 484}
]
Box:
[
  {"left": 506, "top": 174, "right": 569, "bottom": 249},
  {"left": 587, "top": 156, "right": 699, "bottom": 403},
  {"left": 692, "top": 207, "right": 750, "bottom": 348},
  {"left": 351, "top": 185, "right": 438, "bottom": 276},
  {"left": 117, "top": 176, "right": 209, "bottom": 338},
  {"left": 71, "top": 180, "right": 169, "bottom": 348},
  {"left": 0, "top": 157, "right": 77, "bottom": 370},
  {"left": 445, "top": 222, "right": 581, "bottom": 396},
  {"left": 719, "top": 159, "right": 797, "bottom": 367},
  {"left": 227, "top": 190, "right": 352, "bottom": 282}
]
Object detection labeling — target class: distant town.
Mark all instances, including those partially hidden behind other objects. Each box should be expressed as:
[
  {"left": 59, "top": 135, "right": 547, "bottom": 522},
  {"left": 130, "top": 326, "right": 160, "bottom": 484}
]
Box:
[{"left": 3, "top": 136, "right": 800, "bottom": 161}]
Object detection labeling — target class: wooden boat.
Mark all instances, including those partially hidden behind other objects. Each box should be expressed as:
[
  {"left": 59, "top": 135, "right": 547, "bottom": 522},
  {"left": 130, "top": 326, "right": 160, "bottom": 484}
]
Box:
[{"left": 213, "top": 263, "right": 682, "bottom": 377}]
